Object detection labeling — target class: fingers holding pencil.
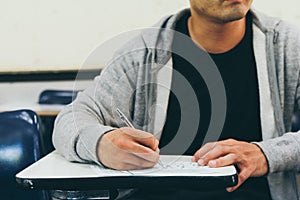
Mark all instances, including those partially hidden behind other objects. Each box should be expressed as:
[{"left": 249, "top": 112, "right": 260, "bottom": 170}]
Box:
[{"left": 97, "top": 127, "right": 160, "bottom": 170}]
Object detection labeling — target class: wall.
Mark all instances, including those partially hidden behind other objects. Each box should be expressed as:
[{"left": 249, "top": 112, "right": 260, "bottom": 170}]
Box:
[
  {"left": 253, "top": 0, "right": 300, "bottom": 26},
  {"left": 0, "top": 0, "right": 188, "bottom": 72},
  {"left": 1, "top": 0, "right": 299, "bottom": 72}
]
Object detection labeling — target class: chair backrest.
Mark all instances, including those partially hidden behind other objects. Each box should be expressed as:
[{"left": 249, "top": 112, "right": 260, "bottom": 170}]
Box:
[
  {"left": 38, "top": 90, "right": 79, "bottom": 105},
  {"left": 0, "top": 109, "right": 47, "bottom": 199}
]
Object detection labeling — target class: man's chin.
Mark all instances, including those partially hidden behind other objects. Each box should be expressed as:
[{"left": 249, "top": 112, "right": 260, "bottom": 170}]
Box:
[{"left": 217, "top": 9, "right": 248, "bottom": 23}]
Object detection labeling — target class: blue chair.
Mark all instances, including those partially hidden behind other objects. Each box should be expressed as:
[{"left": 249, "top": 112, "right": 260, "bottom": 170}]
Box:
[
  {"left": 0, "top": 109, "right": 48, "bottom": 200},
  {"left": 38, "top": 90, "right": 79, "bottom": 105}
]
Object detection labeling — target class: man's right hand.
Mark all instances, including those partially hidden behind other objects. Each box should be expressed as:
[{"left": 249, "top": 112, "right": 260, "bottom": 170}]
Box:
[{"left": 97, "top": 127, "right": 160, "bottom": 170}]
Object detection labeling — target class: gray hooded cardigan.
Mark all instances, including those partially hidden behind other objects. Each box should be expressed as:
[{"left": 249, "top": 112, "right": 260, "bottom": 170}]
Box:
[{"left": 53, "top": 9, "right": 300, "bottom": 200}]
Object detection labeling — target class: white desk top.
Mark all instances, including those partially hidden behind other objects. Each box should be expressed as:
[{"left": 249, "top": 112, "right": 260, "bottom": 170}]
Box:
[
  {"left": 16, "top": 151, "right": 238, "bottom": 190},
  {"left": 17, "top": 151, "right": 237, "bottom": 179},
  {"left": 17, "top": 151, "right": 103, "bottom": 179}
]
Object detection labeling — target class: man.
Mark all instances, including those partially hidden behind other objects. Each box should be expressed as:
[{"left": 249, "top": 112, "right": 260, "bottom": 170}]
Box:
[{"left": 53, "top": 0, "right": 300, "bottom": 199}]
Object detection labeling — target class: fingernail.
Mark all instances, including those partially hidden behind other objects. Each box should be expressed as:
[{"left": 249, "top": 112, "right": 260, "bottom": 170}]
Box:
[
  {"left": 198, "top": 159, "right": 204, "bottom": 166},
  {"left": 226, "top": 187, "right": 233, "bottom": 192},
  {"left": 192, "top": 157, "right": 195, "bottom": 162},
  {"left": 208, "top": 160, "right": 216, "bottom": 167}
]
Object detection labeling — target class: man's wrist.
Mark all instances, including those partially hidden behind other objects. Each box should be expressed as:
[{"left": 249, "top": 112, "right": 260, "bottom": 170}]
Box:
[{"left": 251, "top": 142, "right": 270, "bottom": 175}]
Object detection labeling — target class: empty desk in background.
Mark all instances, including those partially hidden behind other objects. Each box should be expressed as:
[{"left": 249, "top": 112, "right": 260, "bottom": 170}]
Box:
[{"left": 0, "top": 103, "right": 64, "bottom": 116}]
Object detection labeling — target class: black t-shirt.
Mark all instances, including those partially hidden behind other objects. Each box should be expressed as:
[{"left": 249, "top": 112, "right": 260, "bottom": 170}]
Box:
[{"left": 159, "top": 12, "right": 272, "bottom": 199}]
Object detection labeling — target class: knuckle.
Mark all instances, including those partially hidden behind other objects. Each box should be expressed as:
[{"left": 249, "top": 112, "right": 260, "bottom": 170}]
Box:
[
  {"left": 147, "top": 151, "right": 160, "bottom": 162},
  {"left": 204, "top": 142, "right": 214, "bottom": 149},
  {"left": 207, "top": 142, "right": 214, "bottom": 146},
  {"left": 136, "top": 129, "right": 152, "bottom": 139},
  {"left": 232, "top": 154, "right": 238, "bottom": 161},
  {"left": 203, "top": 142, "right": 211, "bottom": 147},
  {"left": 227, "top": 138, "right": 236, "bottom": 143},
  {"left": 150, "top": 136, "right": 157, "bottom": 148},
  {"left": 114, "top": 139, "right": 127, "bottom": 149},
  {"left": 223, "top": 138, "right": 236, "bottom": 145},
  {"left": 214, "top": 145, "right": 225, "bottom": 155},
  {"left": 119, "top": 127, "right": 132, "bottom": 133}
]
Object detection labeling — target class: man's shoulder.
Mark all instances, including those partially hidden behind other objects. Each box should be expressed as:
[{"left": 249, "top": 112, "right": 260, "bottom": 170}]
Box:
[{"left": 252, "top": 9, "right": 300, "bottom": 35}]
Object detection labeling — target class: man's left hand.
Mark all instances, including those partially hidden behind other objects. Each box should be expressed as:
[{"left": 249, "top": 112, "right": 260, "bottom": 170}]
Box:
[{"left": 193, "top": 139, "right": 269, "bottom": 192}]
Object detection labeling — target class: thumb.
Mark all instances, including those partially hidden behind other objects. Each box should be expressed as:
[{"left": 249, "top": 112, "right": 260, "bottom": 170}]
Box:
[{"left": 226, "top": 167, "right": 250, "bottom": 192}]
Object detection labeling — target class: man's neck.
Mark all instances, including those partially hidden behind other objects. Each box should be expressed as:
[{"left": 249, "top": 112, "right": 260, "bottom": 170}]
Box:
[{"left": 188, "top": 15, "right": 246, "bottom": 54}]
